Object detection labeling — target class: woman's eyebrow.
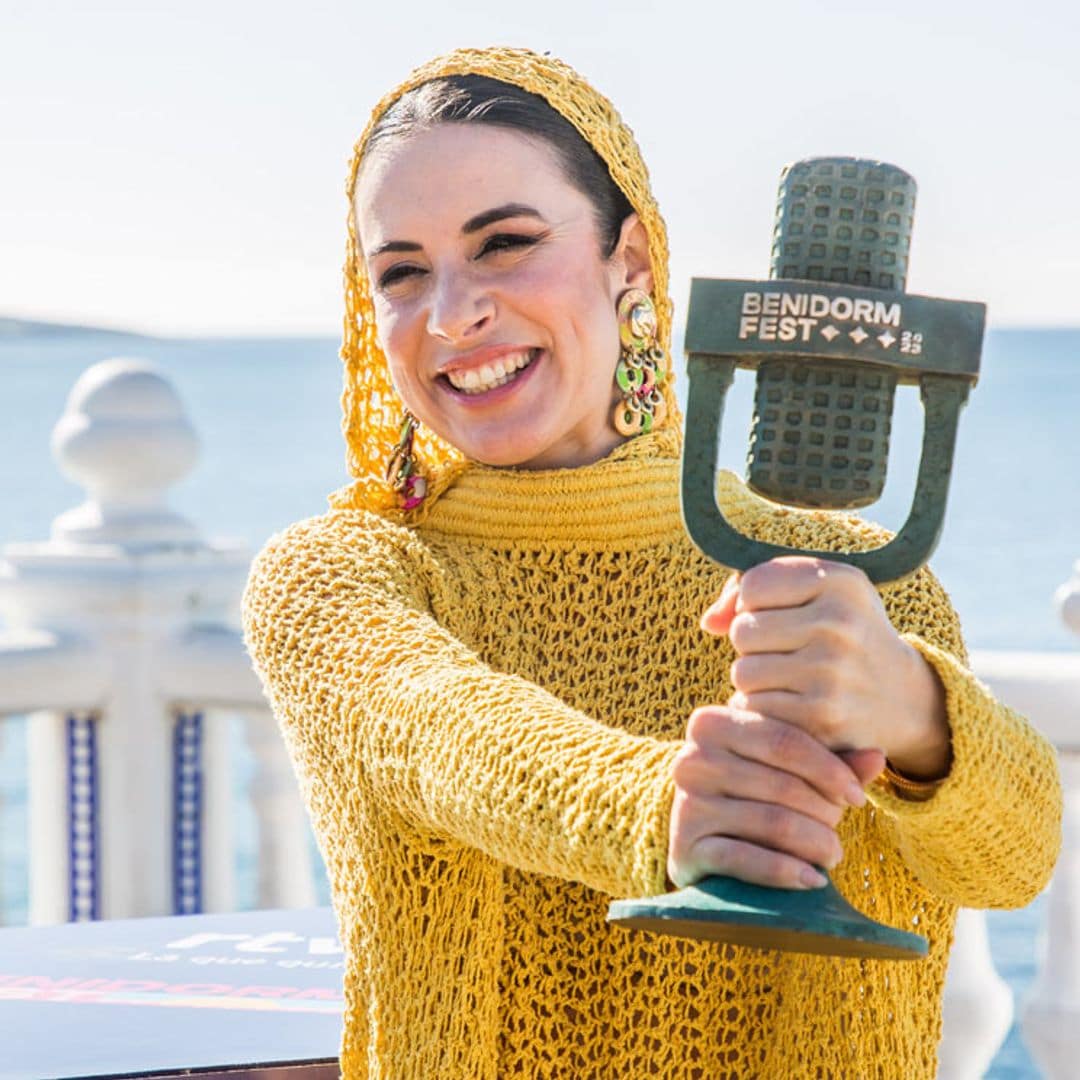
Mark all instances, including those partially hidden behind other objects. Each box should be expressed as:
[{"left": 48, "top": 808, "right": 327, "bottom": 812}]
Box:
[
  {"left": 369, "top": 239, "right": 421, "bottom": 259},
  {"left": 462, "top": 203, "right": 545, "bottom": 234},
  {"left": 368, "top": 204, "right": 546, "bottom": 260}
]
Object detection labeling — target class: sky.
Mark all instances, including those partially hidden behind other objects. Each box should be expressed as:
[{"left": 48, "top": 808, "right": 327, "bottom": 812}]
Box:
[{"left": 3, "top": 0, "right": 1078, "bottom": 336}]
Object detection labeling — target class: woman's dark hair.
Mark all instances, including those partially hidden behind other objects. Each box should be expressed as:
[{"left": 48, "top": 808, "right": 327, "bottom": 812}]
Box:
[{"left": 362, "top": 75, "right": 635, "bottom": 258}]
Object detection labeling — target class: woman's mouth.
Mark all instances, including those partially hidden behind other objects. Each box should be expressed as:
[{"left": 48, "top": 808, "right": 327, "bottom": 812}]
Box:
[{"left": 443, "top": 348, "right": 540, "bottom": 396}]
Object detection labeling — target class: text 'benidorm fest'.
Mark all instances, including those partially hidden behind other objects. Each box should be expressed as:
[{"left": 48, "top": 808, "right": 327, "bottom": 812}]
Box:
[{"left": 738, "top": 289, "right": 922, "bottom": 355}]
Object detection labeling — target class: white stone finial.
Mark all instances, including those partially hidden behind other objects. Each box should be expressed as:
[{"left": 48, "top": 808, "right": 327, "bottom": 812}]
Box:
[
  {"left": 49, "top": 359, "right": 201, "bottom": 546},
  {"left": 1057, "top": 561, "right": 1080, "bottom": 637}
]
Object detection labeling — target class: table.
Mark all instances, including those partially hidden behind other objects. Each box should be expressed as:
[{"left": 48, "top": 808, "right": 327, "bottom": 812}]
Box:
[{"left": 0, "top": 907, "right": 342, "bottom": 1079}]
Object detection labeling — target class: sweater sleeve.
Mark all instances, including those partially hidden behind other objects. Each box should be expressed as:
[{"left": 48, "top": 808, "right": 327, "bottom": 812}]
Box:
[
  {"left": 867, "top": 564, "right": 1062, "bottom": 910},
  {"left": 241, "top": 511, "right": 679, "bottom": 900}
]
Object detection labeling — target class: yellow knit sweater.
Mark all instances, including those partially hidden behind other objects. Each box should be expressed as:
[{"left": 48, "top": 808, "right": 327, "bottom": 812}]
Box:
[{"left": 241, "top": 432, "right": 1061, "bottom": 1079}]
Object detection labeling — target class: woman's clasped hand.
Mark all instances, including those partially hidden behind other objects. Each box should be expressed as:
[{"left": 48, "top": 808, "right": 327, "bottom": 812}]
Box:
[{"left": 668, "top": 555, "right": 951, "bottom": 892}]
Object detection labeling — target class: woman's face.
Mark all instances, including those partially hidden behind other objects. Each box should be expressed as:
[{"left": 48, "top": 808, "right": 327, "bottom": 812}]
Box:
[{"left": 355, "top": 123, "right": 653, "bottom": 470}]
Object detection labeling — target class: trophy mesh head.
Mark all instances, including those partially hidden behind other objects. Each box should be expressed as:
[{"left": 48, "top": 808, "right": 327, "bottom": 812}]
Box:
[
  {"left": 770, "top": 158, "right": 916, "bottom": 291},
  {"left": 747, "top": 359, "right": 897, "bottom": 509}
]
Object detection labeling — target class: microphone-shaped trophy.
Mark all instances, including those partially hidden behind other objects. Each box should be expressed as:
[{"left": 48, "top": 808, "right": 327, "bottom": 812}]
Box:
[{"left": 608, "top": 157, "right": 985, "bottom": 960}]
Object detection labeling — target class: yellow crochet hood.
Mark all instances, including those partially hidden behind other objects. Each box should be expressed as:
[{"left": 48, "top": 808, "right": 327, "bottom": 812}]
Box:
[{"left": 327, "top": 45, "right": 680, "bottom": 518}]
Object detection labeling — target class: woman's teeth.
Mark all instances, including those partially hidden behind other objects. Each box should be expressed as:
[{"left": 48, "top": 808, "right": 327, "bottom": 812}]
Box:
[{"left": 446, "top": 349, "right": 536, "bottom": 394}]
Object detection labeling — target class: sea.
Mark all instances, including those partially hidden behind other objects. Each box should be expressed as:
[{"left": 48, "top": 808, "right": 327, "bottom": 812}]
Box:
[{"left": 1, "top": 327, "right": 1077, "bottom": 1077}]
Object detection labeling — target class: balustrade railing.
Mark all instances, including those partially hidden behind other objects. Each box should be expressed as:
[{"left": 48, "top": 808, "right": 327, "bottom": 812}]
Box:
[
  {"left": 0, "top": 357, "right": 1075, "bottom": 1077},
  {"left": 0, "top": 359, "right": 313, "bottom": 924}
]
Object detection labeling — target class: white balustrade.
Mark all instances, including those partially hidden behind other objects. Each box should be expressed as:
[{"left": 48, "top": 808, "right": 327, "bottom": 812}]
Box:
[
  {"left": 244, "top": 714, "right": 318, "bottom": 910},
  {"left": 939, "top": 907, "right": 1014, "bottom": 1079},
  {"left": 1011, "top": 570, "right": 1080, "bottom": 1079},
  {"left": 0, "top": 358, "right": 313, "bottom": 924},
  {"left": 1021, "top": 752, "right": 1080, "bottom": 1080}
]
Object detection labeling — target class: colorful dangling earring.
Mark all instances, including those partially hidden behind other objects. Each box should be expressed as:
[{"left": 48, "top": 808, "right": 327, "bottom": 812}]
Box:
[
  {"left": 385, "top": 411, "right": 427, "bottom": 511},
  {"left": 613, "top": 288, "right": 668, "bottom": 437}
]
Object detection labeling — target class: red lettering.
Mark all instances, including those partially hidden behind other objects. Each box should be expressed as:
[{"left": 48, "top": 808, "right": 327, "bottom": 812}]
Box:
[
  {"left": 228, "top": 985, "right": 297, "bottom": 999},
  {"left": 99, "top": 980, "right": 169, "bottom": 993},
  {"left": 292, "top": 987, "right": 344, "bottom": 1001},
  {"left": 2, "top": 975, "right": 84, "bottom": 990}
]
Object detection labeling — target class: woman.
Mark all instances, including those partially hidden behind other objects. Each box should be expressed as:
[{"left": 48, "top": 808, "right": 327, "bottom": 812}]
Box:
[{"left": 242, "top": 46, "right": 1061, "bottom": 1078}]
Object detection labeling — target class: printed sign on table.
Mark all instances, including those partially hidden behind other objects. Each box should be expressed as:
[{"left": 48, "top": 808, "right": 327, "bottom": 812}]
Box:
[{"left": 0, "top": 907, "right": 342, "bottom": 1079}]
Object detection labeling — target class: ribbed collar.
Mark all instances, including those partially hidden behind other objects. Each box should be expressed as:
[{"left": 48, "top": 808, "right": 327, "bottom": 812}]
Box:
[
  {"left": 421, "top": 431, "right": 678, "bottom": 545},
  {"left": 421, "top": 431, "right": 769, "bottom": 548}
]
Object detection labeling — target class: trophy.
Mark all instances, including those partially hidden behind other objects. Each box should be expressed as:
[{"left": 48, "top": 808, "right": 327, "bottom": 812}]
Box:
[{"left": 609, "top": 157, "right": 985, "bottom": 959}]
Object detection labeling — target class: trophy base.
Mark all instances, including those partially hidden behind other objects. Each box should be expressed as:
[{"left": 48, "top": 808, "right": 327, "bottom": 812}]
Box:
[{"left": 607, "top": 873, "right": 928, "bottom": 960}]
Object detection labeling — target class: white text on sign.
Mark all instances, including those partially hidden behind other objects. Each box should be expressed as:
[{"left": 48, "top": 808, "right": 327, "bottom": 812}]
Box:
[{"left": 739, "top": 291, "right": 903, "bottom": 343}]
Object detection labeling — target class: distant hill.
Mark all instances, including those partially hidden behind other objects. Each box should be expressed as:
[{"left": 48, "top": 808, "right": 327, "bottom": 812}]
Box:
[{"left": 0, "top": 317, "right": 152, "bottom": 340}]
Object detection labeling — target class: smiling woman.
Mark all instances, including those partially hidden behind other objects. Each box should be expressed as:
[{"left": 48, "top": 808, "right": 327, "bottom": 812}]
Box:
[{"left": 240, "top": 46, "right": 1061, "bottom": 1080}]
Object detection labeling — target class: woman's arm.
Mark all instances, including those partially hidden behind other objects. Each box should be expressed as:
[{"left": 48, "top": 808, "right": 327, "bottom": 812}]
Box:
[{"left": 241, "top": 510, "right": 680, "bottom": 900}]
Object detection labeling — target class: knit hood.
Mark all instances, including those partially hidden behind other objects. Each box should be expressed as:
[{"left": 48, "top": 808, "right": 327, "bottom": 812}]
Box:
[{"left": 327, "top": 46, "right": 681, "bottom": 520}]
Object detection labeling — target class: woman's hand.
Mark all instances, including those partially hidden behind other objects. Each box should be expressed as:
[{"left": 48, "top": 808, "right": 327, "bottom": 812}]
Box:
[
  {"left": 704, "top": 557, "right": 951, "bottom": 780},
  {"left": 667, "top": 704, "right": 885, "bottom": 890}
]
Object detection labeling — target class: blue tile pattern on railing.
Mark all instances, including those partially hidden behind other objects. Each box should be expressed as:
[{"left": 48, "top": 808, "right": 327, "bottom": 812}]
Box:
[
  {"left": 172, "top": 710, "right": 203, "bottom": 915},
  {"left": 66, "top": 713, "right": 100, "bottom": 922}
]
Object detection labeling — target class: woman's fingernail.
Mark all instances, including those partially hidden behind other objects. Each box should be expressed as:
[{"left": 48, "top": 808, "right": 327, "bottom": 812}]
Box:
[
  {"left": 846, "top": 783, "right": 867, "bottom": 808},
  {"left": 800, "top": 867, "right": 828, "bottom": 889}
]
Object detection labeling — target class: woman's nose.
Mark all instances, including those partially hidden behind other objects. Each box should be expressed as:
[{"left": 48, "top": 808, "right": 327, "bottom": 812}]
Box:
[{"left": 426, "top": 273, "right": 494, "bottom": 343}]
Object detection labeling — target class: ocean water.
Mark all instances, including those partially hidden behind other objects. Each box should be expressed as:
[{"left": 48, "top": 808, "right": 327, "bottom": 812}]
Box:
[{"left": 1, "top": 328, "right": 1077, "bottom": 1076}]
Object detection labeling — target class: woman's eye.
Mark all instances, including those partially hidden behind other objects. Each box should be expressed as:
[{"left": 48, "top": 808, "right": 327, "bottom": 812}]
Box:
[
  {"left": 378, "top": 265, "right": 423, "bottom": 289},
  {"left": 478, "top": 233, "right": 539, "bottom": 257},
  {"left": 375, "top": 234, "right": 538, "bottom": 290}
]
